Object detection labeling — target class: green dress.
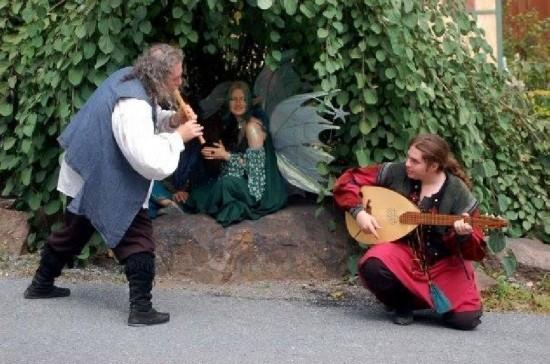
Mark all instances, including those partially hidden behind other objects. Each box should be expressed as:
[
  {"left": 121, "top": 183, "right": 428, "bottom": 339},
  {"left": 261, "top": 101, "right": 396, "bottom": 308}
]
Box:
[{"left": 183, "top": 131, "right": 287, "bottom": 226}]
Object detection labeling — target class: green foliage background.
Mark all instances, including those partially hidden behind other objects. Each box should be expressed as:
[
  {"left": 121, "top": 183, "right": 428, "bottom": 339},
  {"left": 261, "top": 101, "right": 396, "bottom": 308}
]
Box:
[{"left": 1, "top": 0, "right": 548, "bottom": 252}]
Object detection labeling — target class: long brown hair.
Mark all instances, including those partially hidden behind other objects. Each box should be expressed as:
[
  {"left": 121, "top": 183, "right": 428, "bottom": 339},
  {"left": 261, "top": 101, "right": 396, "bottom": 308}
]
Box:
[
  {"left": 409, "top": 134, "right": 472, "bottom": 189},
  {"left": 226, "top": 81, "right": 253, "bottom": 120}
]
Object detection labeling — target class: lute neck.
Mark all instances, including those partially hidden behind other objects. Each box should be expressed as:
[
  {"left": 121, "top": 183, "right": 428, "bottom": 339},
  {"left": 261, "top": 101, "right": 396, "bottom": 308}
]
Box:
[{"left": 399, "top": 212, "right": 494, "bottom": 228}]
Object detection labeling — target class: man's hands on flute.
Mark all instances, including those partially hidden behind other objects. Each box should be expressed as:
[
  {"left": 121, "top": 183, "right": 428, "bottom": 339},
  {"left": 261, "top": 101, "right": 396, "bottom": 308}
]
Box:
[
  {"left": 169, "top": 104, "right": 197, "bottom": 127},
  {"left": 173, "top": 105, "right": 203, "bottom": 143},
  {"left": 176, "top": 120, "right": 203, "bottom": 143}
]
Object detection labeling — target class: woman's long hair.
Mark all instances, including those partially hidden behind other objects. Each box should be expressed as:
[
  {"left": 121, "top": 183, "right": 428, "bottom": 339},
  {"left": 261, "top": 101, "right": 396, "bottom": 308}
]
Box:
[
  {"left": 409, "top": 134, "right": 472, "bottom": 189},
  {"left": 221, "top": 81, "right": 253, "bottom": 151},
  {"left": 225, "top": 81, "right": 253, "bottom": 121},
  {"left": 132, "top": 43, "right": 183, "bottom": 103}
]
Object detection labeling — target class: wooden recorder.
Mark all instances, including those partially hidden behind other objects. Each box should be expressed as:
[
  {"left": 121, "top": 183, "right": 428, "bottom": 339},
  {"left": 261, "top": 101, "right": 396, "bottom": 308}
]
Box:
[{"left": 172, "top": 90, "right": 206, "bottom": 145}]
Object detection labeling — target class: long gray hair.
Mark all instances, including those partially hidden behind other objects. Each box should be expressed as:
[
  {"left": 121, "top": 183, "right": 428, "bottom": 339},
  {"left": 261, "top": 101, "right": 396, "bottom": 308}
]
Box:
[{"left": 132, "top": 43, "right": 183, "bottom": 103}]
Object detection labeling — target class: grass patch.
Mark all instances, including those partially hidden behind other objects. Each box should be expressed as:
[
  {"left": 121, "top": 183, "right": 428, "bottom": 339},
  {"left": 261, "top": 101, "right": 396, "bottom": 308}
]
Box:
[{"left": 482, "top": 274, "right": 550, "bottom": 313}]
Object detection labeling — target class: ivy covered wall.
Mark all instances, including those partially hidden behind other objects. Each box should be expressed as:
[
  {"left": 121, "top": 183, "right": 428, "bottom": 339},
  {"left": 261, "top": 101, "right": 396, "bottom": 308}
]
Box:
[{"left": 0, "top": 0, "right": 548, "bottom": 251}]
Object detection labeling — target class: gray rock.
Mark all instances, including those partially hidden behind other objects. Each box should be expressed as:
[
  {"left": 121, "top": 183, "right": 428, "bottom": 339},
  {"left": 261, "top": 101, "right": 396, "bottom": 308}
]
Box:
[
  {"left": 0, "top": 208, "right": 30, "bottom": 256},
  {"left": 503, "top": 238, "right": 550, "bottom": 272},
  {"left": 153, "top": 202, "right": 352, "bottom": 283},
  {"left": 475, "top": 266, "right": 497, "bottom": 291}
]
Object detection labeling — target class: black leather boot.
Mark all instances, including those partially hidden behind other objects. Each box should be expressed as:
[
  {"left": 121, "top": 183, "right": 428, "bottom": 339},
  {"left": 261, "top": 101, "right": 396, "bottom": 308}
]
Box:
[
  {"left": 393, "top": 307, "right": 414, "bottom": 325},
  {"left": 24, "top": 245, "right": 71, "bottom": 299},
  {"left": 124, "top": 252, "right": 169, "bottom": 327}
]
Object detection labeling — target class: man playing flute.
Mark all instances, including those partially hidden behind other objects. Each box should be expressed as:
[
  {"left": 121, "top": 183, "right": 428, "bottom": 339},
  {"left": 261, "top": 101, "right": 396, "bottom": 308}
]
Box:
[{"left": 24, "top": 43, "right": 203, "bottom": 326}]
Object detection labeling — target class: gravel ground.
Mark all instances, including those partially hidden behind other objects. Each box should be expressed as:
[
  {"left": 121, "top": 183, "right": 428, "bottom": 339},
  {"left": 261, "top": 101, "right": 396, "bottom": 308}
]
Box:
[{"left": 0, "top": 250, "right": 375, "bottom": 308}]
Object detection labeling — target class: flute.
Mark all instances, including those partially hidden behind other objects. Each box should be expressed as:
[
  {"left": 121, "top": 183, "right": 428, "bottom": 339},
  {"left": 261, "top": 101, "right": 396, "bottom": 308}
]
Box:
[{"left": 172, "top": 90, "right": 206, "bottom": 145}]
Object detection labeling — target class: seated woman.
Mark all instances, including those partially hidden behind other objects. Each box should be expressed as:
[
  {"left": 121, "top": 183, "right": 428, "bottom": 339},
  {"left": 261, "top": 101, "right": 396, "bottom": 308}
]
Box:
[{"left": 182, "top": 81, "right": 287, "bottom": 226}]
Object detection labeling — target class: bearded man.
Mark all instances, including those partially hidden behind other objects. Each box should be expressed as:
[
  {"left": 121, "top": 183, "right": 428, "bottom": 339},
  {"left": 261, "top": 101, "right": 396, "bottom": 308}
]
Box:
[{"left": 24, "top": 44, "right": 203, "bottom": 327}]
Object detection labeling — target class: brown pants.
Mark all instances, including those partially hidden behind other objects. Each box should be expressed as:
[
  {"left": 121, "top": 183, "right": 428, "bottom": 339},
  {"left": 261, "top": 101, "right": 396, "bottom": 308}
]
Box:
[{"left": 47, "top": 209, "right": 154, "bottom": 262}]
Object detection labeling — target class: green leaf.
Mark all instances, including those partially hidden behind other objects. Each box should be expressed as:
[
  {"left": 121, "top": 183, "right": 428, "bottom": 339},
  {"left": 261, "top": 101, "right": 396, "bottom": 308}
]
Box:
[
  {"left": 21, "top": 139, "right": 32, "bottom": 154},
  {"left": 77, "top": 244, "right": 91, "bottom": 260},
  {"left": 27, "top": 192, "right": 41, "bottom": 211},
  {"left": 272, "top": 50, "right": 282, "bottom": 62},
  {"left": 317, "top": 28, "right": 329, "bottom": 39},
  {"left": 299, "top": 3, "right": 315, "bottom": 18},
  {"left": 458, "top": 107, "right": 470, "bottom": 125},
  {"left": 1, "top": 179, "right": 14, "bottom": 196},
  {"left": 385, "top": 68, "right": 397, "bottom": 79},
  {"left": 3, "top": 137, "right": 16, "bottom": 150},
  {"left": 98, "top": 35, "right": 114, "bottom": 54},
  {"left": 359, "top": 119, "right": 373, "bottom": 135},
  {"left": 0, "top": 102, "right": 13, "bottom": 116},
  {"left": 355, "top": 72, "right": 365, "bottom": 88},
  {"left": 21, "top": 168, "right": 32, "bottom": 186},
  {"left": 75, "top": 25, "right": 87, "bottom": 39},
  {"left": 68, "top": 68, "right": 84, "bottom": 86},
  {"left": 317, "top": 162, "right": 329, "bottom": 176},
  {"left": 188, "top": 31, "right": 199, "bottom": 43},
  {"left": 206, "top": 44, "right": 216, "bottom": 54},
  {"left": 370, "top": 23, "right": 382, "bottom": 34},
  {"left": 83, "top": 42, "right": 96, "bottom": 59},
  {"left": 505, "top": 210, "right": 518, "bottom": 220},
  {"left": 501, "top": 251, "right": 517, "bottom": 277},
  {"left": 258, "top": 0, "right": 274, "bottom": 10},
  {"left": 355, "top": 148, "right": 369, "bottom": 166},
  {"left": 532, "top": 198, "right": 544, "bottom": 209},
  {"left": 44, "top": 199, "right": 62, "bottom": 215},
  {"left": 488, "top": 231, "right": 506, "bottom": 254},
  {"left": 482, "top": 160, "right": 498, "bottom": 178},
  {"left": 173, "top": 7, "right": 184, "bottom": 18},
  {"left": 363, "top": 89, "right": 378, "bottom": 105},
  {"left": 270, "top": 31, "right": 280, "bottom": 42},
  {"left": 108, "top": 17, "right": 123, "bottom": 33},
  {"left": 97, "top": 19, "right": 109, "bottom": 34},
  {"left": 497, "top": 195, "right": 509, "bottom": 211},
  {"left": 22, "top": 124, "right": 35, "bottom": 137},
  {"left": 333, "top": 21, "right": 344, "bottom": 33},
  {"left": 283, "top": 0, "right": 298, "bottom": 15},
  {"left": 442, "top": 40, "right": 454, "bottom": 55},
  {"left": 383, "top": 149, "right": 396, "bottom": 160},
  {"left": 94, "top": 55, "right": 110, "bottom": 69},
  {"left": 139, "top": 21, "right": 152, "bottom": 35}
]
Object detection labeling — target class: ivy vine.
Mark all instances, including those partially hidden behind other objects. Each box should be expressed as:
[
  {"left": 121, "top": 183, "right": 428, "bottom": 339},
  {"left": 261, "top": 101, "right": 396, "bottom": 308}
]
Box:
[{"left": 1, "top": 0, "right": 548, "bottom": 253}]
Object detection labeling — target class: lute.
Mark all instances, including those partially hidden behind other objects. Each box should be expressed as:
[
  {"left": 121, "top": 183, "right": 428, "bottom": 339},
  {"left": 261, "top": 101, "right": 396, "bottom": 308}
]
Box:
[{"left": 345, "top": 186, "right": 508, "bottom": 245}]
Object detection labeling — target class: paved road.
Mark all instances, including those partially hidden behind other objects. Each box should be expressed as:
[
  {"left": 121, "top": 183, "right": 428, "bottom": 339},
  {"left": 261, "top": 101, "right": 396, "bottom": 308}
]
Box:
[{"left": 1, "top": 278, "right": 548, "bottom": 364}]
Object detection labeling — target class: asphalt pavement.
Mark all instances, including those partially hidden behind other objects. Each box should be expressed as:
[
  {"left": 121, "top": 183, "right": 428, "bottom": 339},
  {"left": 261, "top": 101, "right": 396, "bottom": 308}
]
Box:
[{"left": 1, "top": 278, "right": 548, "bottom": 364}]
